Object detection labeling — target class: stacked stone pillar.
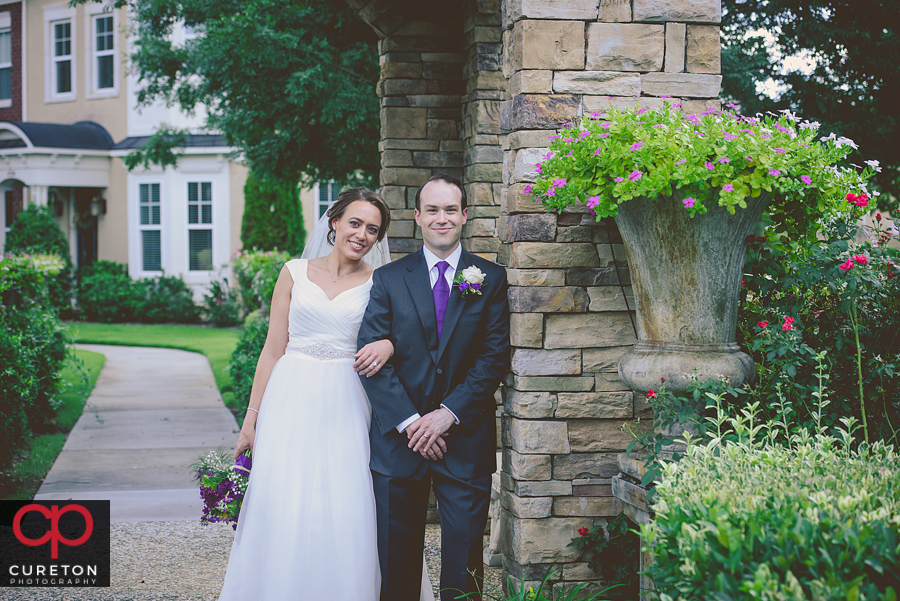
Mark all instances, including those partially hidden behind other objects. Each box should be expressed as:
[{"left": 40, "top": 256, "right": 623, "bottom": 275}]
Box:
[{"left": 497, "top": 0, "right": 722, "bottom": 593}]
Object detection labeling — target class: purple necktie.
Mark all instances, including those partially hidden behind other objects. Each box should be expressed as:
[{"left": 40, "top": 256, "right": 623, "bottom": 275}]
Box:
[{"left": 433, "top": 261, "right": 450, "bottom": 341}]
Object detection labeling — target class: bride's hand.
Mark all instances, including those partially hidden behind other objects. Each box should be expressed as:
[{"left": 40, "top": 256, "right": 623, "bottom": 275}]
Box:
[
  {"left": 354, "top": 339, "right": 394, "bottom": 377},
  {"left": 235, "top": 423, "right": 255, "bottom": 459}
]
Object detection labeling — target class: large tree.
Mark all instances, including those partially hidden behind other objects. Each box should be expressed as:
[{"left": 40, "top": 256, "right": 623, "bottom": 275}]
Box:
[
  {"left": 85, "top": 0, "right": 381, "bottom": 187},
  {"left": 722, "top": 0, "right": 900, "bottom": 210}
]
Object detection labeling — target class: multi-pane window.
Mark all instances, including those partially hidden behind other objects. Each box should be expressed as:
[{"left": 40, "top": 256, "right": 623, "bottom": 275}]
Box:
[
  {"left": 0, "top": 27, "right": 11, "bottom": 102},
  {"left": 53, "top": 20, "right": 72, "bottom": 95},
  {"left": 187, "top": 182, "right": 212, "bottom": 271},
  {"left": 139, "top": 183, "right": 162, "bottom": 272},
  {"left": 317, "top": 181, "right": 341, "bottom": 219},
  {"left": 94, "top": 15, "right": 114, "bottom": 90}
]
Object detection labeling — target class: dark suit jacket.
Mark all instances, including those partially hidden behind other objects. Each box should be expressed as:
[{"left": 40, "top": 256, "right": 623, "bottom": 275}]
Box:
[{"left": 358, "top": 246, "right": 510, "bottom": 479}]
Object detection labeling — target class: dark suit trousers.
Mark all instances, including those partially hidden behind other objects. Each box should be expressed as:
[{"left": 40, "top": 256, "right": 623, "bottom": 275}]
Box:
[{"left": 372, "top": 462, "right": 492, "bottom": 601}]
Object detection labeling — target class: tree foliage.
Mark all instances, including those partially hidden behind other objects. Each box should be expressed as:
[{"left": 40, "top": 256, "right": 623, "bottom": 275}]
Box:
[
  {"left": 721, "top": 0, "right": 900, "bottom": 211},
  {"left": 80, "top": 0, "right": 381, "bottom": 187},
  {"left": 241, "top": 172, "right": 306, "bottom": 255}
]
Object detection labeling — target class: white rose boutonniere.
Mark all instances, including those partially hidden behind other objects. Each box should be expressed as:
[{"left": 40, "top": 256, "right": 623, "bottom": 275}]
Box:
[{"left": 453, "top": 265, "right": 486, "bottom": 298}]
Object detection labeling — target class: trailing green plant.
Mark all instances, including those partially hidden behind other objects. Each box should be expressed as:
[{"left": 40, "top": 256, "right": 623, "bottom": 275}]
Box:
[
  {"left": 232, "top": 249, "right": 293, "bottom": 313},
  {"left": 228, "top": 313, "right": 269, "bottom": 415},
  {"left": 642, "top": 403, "right": 900, "bottom": 601},
  {"left": 76, "top": 260, "right": 139, "bottom": 323},
  {"left": 624, "top": 375, "right": 744, "bottom": 495},
  {"left": 529, "top": 104, "right": 876, "bottom": 241},
  {"left": 567, "top": 513, "right": 639, "bottom": 600},
  {"left": 203, "top": 278, "right": 242, "bottom": 327},
  {"left": 461, "top": 566, "right": 617, "bottom": 601},
  {"left": 133, "top": 275, "right": 200, "bottom": 324},
  {"left": 4, "top": 204, "right": 74, "bottom": 312}
]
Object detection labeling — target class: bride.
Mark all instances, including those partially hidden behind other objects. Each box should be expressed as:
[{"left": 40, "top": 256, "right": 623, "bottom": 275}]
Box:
[{"left": 218, "top": 188, "right": 434, "bottom": 600}]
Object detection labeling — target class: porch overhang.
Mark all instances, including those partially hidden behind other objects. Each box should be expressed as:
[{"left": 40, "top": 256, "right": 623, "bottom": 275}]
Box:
[{"left": 0, "top": 121, "right": 113, "bottom": 188}]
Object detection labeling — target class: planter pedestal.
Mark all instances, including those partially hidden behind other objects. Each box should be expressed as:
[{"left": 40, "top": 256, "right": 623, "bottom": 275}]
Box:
[{"left": 614, "top": 191, "right": 769, "bottom": 392}]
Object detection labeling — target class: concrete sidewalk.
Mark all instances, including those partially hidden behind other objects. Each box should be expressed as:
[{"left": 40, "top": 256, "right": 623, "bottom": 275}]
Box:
[{"left": 34, "top": 344, "right": 240, "bottom": 522}]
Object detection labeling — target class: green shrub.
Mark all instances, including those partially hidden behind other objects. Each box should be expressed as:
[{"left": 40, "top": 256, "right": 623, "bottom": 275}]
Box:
[
  {"left": 241, "top": 172, "right": 306, "bottom": 255},
  {"left": 77, "top": 260, "right": 138, "bottom": 323},
  {"left": 203, "top": 278, "right": 242, "bottom": 326},
  {"left": 0, "top": 306, "right": 69, "bottom": 462},
  {"left": 134, "top": 275, "right": 200, "bottom": 324},
  {"left": 739, "top": 213, "right": 900, "bottom": 443},
  {"left": 232, "top": 249, "right": 293, "bottom": 313},
  {"left": 5, "top": 205, "right": 74, "bottom": 312},
  {"left": 228, "top": 313, "right": 269, "bottom": 410},
  {"left": 644, "top": 418, "right": 900, "bottom": 600},
  {"left": 0, "top": 254, "right": 66, "bottom": 308}
]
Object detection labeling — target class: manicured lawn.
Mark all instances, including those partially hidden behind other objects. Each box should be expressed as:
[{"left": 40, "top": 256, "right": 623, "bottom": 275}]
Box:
[
  {"left": 68, "top": 322, "right": 240, "bottom": 411},
  {"left": 3, "top": 349, "right": 105, "bottom": 500}
]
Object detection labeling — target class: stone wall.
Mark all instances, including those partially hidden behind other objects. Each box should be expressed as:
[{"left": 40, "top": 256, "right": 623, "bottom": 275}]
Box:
[
  {"left": 348, "top": 0, "right": 722, "bottom": 593},
  {"left": 350, "top": 0, "right": 506, "bottom": 261},
  {"left": 496, "top": 0, "right": 721, "bottom": 593}
]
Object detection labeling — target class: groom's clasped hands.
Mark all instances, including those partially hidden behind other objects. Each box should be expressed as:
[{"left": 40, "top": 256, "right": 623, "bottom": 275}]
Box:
[{"left": 405, "top": 407, "right": 455, "bottom": 460}]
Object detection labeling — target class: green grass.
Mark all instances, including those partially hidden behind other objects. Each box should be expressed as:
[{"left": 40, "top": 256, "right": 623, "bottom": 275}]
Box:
[
  {"left": 68, "top": 322, "right": 240, "bottom": 411},
  {"left": 3, "top": 349, "right": 105, "bottom": 500}
]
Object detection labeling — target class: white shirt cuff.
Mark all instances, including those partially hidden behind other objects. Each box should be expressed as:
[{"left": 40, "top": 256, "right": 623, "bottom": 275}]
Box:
[
  {"left": 440, "top": 404, "right": 460, "bottom": 425},
  {"left": 397, "top": 413, "right": 421, "bottom": 434}
]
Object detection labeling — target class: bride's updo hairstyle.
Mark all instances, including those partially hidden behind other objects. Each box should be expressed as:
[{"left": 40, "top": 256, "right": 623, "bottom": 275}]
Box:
[{"left": 326, "top": 188, "right": 391, "bottom": 246}]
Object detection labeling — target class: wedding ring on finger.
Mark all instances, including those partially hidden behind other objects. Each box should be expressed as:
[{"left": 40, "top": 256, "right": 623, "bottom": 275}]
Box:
[{"left": 371, "top": 361, "right": 378, "bottom": 368}]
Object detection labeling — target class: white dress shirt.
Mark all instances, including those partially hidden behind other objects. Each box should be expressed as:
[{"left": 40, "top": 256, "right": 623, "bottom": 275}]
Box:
[{"left": 396, "top": 244, "right": 463, "bottom": 433}]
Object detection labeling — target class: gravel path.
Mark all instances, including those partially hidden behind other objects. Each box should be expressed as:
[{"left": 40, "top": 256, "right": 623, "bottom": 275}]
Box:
[{"left": 4, "top": 522, "right": 502, "bottom": 600}]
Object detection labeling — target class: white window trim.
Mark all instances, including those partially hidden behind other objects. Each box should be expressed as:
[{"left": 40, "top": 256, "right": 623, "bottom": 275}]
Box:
[
  {"left": 43, "top": 4, "right": 76, "bottom": 103},
  {"left": 0, "top": 12, "right": 12, "bottom": 109},
  {"left": 314, "top": 181, "right": 340, "bottom": 220},
  {"left": 138, "top": 182, "right": 163, "bottom": 274},
  {"left": 84, "top": 7, "right": 119, "bottom": 99},
  {"left": 186, "top": 181, "right": 213, "bottom": 272}
]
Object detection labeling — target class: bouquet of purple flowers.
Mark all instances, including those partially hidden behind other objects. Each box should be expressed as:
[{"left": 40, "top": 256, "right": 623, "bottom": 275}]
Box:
[{"left": 191, "top": 446, "right": 252, "bottom": 529}]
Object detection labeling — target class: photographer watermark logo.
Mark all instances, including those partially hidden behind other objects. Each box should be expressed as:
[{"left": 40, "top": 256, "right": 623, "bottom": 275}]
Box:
[{"left": 1, "top": 500, "right": 110, "bottom": 587}]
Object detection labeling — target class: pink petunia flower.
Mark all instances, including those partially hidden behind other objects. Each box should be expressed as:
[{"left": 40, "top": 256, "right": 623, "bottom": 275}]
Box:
[
  {"left": 630, "top": 141, "right": 644, "bottom": 151},
  {"left": 586, "top": 196, "right": 601, "bottom": 215},
  {"left": 722, "top": 184, "right": 735, "bottom": 192},
  {"left": 523, "top": 184, "right": 533, "bottom": 194},
  {"left": 675, "top": 159, "right": 687, "bottom": 165},
  {"left": 800, "top": 175, "right": 812, "bottom": 185},
  {"left": 705, "top": 162, "right": 715, "bottom": 170},
  {"left": 628, "top": 170, "right": 643, "bottom": 182},
  {"left": 683, "top": 197, "right": 696, "bottom": 209},
  {"left": 774, "top": 148, "right": 787, "bottom": 153},
  {"left": 614, "top": 177, "right": 624, "bottom": 183},
  {"left": 719, "top": 158, "right": 730, "bottom": 163},
  {"left": 578, "top": 131, "right": 590, "bottom": 139},
  {"left": 769, "top": 169, "right": 782, "bottom": 177}
]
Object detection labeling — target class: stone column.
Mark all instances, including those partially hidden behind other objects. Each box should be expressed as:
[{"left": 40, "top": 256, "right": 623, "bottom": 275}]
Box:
[{"left": 497, "top": 0, "right": 721, "bottom": 594}]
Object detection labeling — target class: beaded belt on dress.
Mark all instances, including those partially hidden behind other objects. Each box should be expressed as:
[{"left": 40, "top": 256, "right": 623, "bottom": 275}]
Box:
[{"left": 285, "top": 342, "right": 356, "bottom": 360}]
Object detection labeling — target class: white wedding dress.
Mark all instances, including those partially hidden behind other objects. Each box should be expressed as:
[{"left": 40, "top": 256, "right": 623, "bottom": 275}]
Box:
[{"left": 218, "top": 259, "right": 433, "bottom": 601}]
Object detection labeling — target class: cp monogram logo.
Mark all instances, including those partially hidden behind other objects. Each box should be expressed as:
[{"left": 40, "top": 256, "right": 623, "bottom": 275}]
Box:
[{"left": 12, "top": 504, "right": 94, "bottom": 559}]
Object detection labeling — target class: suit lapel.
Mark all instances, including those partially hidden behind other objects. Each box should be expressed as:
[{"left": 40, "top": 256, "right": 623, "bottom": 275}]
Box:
[
  {"left": 404, "top": 249, "right": 439, "bottom": 365},
  {"left": 436, "top": 248, "right": 471, "bottom": 364}
]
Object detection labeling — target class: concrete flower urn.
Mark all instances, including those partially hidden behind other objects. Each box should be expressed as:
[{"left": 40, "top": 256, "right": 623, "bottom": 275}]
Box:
[{"left": 614, "top": 190, "right": 769, "bottom": 392}]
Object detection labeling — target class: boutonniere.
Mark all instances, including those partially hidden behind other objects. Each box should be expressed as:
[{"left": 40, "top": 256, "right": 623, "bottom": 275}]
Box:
[{"left": 453, "top": 265, "right": 486, "bottom": 298}]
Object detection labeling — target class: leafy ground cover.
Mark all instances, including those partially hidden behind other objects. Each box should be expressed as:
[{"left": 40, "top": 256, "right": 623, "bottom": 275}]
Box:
[
  {"left": 1, "top": 349, "right": 105, "bottom": 500},
  {"left": 69, "top": 322, "right": 240, "bottom": 413}
]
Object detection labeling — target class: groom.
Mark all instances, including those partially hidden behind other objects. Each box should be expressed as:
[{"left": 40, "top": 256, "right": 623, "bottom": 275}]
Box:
[{"left": 358, "top": 174, "right": 510, "bottom": 601}]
